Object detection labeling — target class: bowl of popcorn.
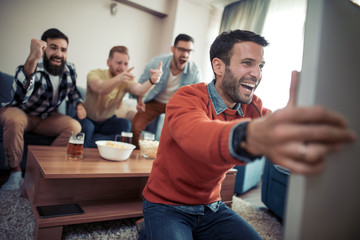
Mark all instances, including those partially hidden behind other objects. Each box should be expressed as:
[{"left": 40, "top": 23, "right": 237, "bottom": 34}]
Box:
[
  {"left": 139, "top": 135, "right": 159, "bottom": 159},
  {"left": 95, "top": 140, "right": 136, "bottom": 161}
]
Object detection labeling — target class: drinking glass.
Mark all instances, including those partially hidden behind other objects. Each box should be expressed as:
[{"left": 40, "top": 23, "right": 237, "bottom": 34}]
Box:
[
  {"left": 139, "top": 132, "right": 158, "bottom": 159},
  {"left": 115, "top": 132, "right": 133, "bottom": 144},
  {"left": 66, "top": 132, "right": 85, "bottom": 159}
]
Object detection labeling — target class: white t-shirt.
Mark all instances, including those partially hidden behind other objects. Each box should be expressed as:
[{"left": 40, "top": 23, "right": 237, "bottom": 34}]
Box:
[
  {"left": 155, "top": 72, "right": 180, "bottom": 104},
  {"left": 49, "top": 74, "right": 60, "bottom": 105}
]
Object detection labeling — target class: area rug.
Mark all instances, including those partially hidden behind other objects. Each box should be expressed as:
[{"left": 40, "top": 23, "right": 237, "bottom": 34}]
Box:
[{"left": 0, "top": 183, "right": 282, "bottom": 240}]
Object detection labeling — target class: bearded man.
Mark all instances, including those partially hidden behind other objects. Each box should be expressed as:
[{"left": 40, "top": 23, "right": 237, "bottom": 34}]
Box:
[
  {"left": 78, "top": 45, "right": 162, "bottom": 148},
  {"left": 0, "top": 28, "right": 85, "bottom": 190},
  {"left": 131, "top": 33, "right": 202, "bottom": 148},
  {"left": 138, "top": 29, "right": 356, "bottom": 240}
]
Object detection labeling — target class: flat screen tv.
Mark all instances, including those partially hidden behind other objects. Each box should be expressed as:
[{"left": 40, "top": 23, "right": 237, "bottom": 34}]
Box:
[{"left": 284, "top": 1, "right": 360, "bottom": 239}]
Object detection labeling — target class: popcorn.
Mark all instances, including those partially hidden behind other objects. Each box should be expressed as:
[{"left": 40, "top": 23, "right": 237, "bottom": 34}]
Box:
[
  {"left": 139, "top": 140, "right": 159, "bottom": 159},
  {"left": 105, "top": 141, "right": 127, "bottom": 148}
]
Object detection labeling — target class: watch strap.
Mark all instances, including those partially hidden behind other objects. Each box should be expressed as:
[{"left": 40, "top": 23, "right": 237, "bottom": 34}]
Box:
[{"left": 232, "top": 122, "right": 261, "bottom": 161}]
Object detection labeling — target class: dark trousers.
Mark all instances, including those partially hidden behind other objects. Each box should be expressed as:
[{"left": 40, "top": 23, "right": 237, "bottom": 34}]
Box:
[{"left": 78, "top": 115, "right": 131, "bottom": 148}]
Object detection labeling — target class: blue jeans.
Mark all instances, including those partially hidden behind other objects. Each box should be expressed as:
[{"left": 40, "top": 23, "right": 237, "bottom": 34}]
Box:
[
  {"left": 139, "top": 198, "right": 262, "bottom": 240},
  {"left": 78, "top": 115, "right": 131, "bottom": 148}
]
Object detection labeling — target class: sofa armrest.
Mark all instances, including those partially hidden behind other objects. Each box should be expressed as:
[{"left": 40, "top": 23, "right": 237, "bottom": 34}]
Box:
[
  {"left": 0, "top": 71, "right": 14, "bottom": 105},
  {"left": 261, "top": 158, "right": 290, "bottom": 220},
  {"left": 145, "top": 113, "right": 165, "bottom": 141},
  {"left": 233, "top": 156, "right": 265, "bottom": 195}
]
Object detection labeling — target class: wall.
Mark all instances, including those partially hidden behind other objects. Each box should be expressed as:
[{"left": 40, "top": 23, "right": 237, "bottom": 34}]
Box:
[
  {"left": 174, "top": 0, "right": 223, "bottom": 82},
  {"left": 0, "top": 0, "right": 222, "bottom": 88}
]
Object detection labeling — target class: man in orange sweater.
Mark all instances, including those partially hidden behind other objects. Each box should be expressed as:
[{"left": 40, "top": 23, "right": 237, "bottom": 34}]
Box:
[{"left": 139, "top": 30, "right": 356, "bottom": 240}]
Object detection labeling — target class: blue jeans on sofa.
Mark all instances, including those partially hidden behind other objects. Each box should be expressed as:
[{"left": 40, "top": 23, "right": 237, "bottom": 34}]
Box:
[{"left": 78, "top": 115, "right": 132, "bottom": 148}]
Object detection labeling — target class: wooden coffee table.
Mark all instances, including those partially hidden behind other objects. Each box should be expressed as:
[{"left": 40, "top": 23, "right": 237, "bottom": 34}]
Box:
[{"left": 24, "top": 145, "right": 237, "bottom": 240}]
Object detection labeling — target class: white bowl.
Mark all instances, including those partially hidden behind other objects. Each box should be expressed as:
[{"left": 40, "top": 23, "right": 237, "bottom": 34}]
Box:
[{"left": 95, "top": 140, "right": 136, "bottom": 161}]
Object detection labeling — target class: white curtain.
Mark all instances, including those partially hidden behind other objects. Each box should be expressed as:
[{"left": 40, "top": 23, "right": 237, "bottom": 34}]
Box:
[
  {"left": 219, "top": 0, "right": 270, "bottom": 34},
  {"left": 218, "top": 0, "right": 307, "bottom": 111},
  {"left": 256, "top": 0, "right": 307, "bottom": 111}
]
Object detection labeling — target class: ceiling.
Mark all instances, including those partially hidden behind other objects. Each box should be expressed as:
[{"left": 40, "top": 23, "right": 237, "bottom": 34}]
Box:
[{"left": 191, "top": 0, "right": 239, "bottom": 9}]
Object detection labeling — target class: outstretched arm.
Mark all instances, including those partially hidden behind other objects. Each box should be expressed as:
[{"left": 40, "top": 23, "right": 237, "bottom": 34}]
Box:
[
  {"left": 245, "top": 71, "right": 356, "bottom": 174},
  {"left": 128, "top": 62, "right": 163, "bottom": 96},
  {"left": 88, "top": 67, "right": 135, "bottom": 95}
]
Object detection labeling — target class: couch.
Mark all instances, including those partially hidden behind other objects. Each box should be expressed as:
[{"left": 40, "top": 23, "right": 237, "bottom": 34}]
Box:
[
  {"left": 0, "top": 71, "right": 85, "bottom": 170},
  {"left": 143, "top": 113, "right": 165, "bottom": 141},
  {"left": 261, "top": 158, "right": 290, "bottom": 220},
  {"left": 233, "top": 156, "right": 265, "bottom": 195}
]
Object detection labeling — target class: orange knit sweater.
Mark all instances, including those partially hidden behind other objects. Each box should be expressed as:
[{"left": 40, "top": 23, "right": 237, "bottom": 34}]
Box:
[{"left": 142, "top": 82, "right": 270, "bottom": 205}]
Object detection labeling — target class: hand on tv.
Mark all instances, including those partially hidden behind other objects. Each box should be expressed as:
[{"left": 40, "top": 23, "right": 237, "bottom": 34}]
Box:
[{"left": 245, "top": 71, "right": 356, "bottom": 175}]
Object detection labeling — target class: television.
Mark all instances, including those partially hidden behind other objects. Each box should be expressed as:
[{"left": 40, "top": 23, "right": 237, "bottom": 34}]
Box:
[{"left": 283, "top": 1, "right": 360, "bottom": 239}]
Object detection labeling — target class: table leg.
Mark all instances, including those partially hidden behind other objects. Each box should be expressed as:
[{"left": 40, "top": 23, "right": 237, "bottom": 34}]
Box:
[{"left": 34, "top": 224, "right": 63, "bottom": 240}]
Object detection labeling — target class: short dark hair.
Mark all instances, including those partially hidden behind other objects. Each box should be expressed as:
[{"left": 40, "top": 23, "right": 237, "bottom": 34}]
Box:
[
  {"left": 41, "top": 28, "right": 69, "bottom": 44},
  {"left": 109, "top": 46, "right": 129, "bottom": 59},
  {"left": 174, "top": 34, "right": 194, "bottom": 46},
  {"left": 210, "top": 29, "right": 269, "bottom": 66}
]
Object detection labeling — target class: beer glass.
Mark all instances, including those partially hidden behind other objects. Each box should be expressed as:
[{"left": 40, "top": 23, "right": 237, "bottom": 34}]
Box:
[
  {"left": 115, "top": 132, "right": 133, "bottom": 144},
  {"left": 66, "top": 132, "right": 85, "bottom": 159}
]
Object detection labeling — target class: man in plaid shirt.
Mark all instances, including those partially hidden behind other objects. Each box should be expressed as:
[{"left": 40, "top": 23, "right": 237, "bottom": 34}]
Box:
[{"left": 0, "top": 28, "right": 86, "bottom": 190}]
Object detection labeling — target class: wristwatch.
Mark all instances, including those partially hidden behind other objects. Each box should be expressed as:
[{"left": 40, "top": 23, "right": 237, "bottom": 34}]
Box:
[
  {"left": 148, "top": 78, "right": 156, "bottom": 85},
  {"left": 232, "top": 122, "right": 261, "bottom": 161}
]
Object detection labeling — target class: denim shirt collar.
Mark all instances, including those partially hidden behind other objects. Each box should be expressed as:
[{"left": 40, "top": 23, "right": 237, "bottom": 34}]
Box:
[{"left": 207, "top": 79, "right": 244, "bottom": 117}]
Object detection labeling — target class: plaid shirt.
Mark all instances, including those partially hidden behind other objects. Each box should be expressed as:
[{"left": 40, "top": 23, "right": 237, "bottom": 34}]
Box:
[{"left": 3, "top": 60, "right": 82, "bottom": 119}]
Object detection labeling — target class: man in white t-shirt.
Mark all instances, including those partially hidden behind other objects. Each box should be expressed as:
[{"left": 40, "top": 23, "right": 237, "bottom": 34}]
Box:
[{"left": 132, "top": 34, "right": 202, "bottom": 148}]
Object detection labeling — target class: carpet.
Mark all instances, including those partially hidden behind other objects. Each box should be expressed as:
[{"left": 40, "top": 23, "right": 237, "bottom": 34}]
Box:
[{"left": 0, "top": 183, "right": 282, "bottom": 240}]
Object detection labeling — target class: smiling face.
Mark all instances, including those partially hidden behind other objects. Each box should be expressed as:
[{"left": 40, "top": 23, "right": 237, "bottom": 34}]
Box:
[
  {"left": 107, "top": 52, "right": 129, "bottom": 77},
  {"left": 43, "top": 38, "right": 68, "bottom": 76},
  {"left": 216, "top": 41, "right": 265, "bottom": 107},
  {"left": 170, "top": 40, "right": 194, "bottom": 74}
]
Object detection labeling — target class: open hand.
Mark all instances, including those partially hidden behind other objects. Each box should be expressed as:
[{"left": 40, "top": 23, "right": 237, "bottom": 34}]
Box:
[{"left": 246, "top": 71, "right": 356, "bottom": 174}]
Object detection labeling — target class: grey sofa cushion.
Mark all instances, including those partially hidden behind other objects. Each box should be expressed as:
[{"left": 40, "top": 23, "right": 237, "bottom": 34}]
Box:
[{"left": 0, "top": 71, "right": 14, "bottom": 105}]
